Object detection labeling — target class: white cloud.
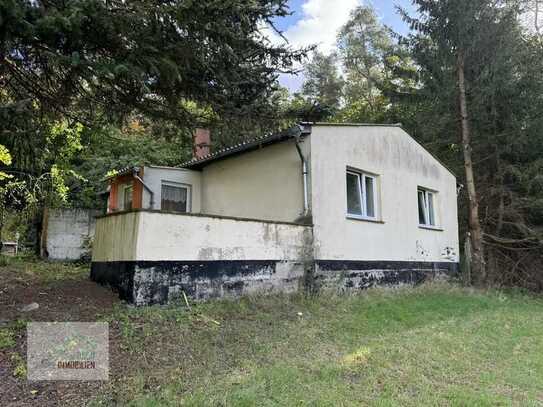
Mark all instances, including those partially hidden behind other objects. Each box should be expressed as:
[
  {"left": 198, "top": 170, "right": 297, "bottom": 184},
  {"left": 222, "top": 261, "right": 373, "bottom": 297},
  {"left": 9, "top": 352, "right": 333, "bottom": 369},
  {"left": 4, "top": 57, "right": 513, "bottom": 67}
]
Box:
[
  {"left": 260, "top": 0, "right": 362, "bottom": 92},
  {"left": 268, "top": 0, "right": 362, "bottom": 54}
]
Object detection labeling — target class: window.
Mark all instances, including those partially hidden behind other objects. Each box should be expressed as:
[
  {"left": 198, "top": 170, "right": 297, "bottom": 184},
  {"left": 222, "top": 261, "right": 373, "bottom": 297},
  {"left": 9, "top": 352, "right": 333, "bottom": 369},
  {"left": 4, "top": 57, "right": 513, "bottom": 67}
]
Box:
[
  {"left": 161, "top": 182, "right": 190, "bottom": 213},
  {"left": 346, "top": 170, "right": 377, "bottom": 219},
  {"left": 418, "top": 188, "right": 436, "bottom": 226},
  {"left": 122, "top": 185, "right": 133, "bottom": 210}
]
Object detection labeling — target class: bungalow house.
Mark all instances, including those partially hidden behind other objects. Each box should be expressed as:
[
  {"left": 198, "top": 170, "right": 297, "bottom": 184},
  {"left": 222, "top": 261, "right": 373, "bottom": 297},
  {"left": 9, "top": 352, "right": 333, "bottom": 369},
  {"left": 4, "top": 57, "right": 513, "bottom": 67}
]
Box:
[{"left": 91, "top": 123, "right": 459, "bottom": 305}]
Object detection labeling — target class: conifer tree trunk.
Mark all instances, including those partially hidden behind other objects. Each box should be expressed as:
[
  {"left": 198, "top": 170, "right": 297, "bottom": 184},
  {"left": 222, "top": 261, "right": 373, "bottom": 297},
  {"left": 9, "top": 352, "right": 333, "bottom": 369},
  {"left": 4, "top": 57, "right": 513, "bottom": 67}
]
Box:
[{"left": 457, "top": 49, "right": 486, "bottom": 284}]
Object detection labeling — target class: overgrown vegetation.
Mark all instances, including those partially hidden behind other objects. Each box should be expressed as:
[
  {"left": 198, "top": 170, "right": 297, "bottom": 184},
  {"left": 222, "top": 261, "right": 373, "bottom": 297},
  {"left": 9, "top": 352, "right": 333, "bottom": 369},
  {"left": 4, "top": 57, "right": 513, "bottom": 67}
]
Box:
[
  {"left": 0, "top": 328, "right": 15, "bottom": 350},
  {"left": 3, "top": 259, "right": 543, "bottom": 405},
  {"left": 90, "top": 284, "right": 543, "bottom": 405},
  {"left": 0, "top": 255, "right": 88, "bottom": 283}
]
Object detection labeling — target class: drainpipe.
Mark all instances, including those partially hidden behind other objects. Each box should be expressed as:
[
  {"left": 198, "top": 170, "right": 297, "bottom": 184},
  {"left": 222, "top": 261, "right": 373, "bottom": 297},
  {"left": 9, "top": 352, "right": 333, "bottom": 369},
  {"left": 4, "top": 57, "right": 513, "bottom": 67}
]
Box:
[
  {"left": 294, "top": 129, "right": 309, "bottom": 216},
  {"left": 133, "top": 167, "right": 155, "bottom": 208}
]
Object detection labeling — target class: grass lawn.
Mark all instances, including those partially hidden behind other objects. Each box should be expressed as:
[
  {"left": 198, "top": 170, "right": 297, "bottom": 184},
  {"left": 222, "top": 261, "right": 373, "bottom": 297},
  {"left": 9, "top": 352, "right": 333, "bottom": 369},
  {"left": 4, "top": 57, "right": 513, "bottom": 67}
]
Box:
[
  {"left": 2, "top": 259, "right": 543, "bottom": 406},
  {"left": 95, "top": 283, "right": 543, "bottom": 406}
]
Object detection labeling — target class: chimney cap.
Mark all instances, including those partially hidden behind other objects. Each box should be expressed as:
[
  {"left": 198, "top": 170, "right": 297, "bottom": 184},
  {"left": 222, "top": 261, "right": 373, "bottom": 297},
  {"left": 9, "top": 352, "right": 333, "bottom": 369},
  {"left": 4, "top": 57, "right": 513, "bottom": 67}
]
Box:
[{"left": 193, "top": 128, "right": 211, "bottom": 160}]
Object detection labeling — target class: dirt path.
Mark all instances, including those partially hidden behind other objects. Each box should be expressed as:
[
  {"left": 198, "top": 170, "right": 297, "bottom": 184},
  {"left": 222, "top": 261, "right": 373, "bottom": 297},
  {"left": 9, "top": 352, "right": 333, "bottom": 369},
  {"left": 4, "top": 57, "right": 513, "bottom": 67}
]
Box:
[{"left": 0, "top": 265, "right": 120, "bottom": 406}]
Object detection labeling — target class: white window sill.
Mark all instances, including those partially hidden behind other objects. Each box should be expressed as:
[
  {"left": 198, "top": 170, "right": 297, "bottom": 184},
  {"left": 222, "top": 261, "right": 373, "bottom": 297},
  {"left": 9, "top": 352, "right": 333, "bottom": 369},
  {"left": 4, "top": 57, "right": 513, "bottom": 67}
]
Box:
[
  {"left": 419, "top": 224, "right": 444, "bottom": 231},
  {"left": 346, "top": 215, "right": 385, "bottom": 224}
]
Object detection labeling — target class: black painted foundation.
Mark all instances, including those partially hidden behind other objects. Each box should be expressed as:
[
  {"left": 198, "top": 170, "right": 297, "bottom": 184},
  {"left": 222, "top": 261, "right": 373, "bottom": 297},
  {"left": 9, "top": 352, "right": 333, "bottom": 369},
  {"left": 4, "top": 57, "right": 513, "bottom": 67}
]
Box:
[
  {"left": 91, "top": 259, "right": 459, "bottom": 305},
  {"left": 314, "top": 260, "right": 459, "bottom": 291},
  {"left": 91, "top": 260, "right": 306, "bottom": 305}
]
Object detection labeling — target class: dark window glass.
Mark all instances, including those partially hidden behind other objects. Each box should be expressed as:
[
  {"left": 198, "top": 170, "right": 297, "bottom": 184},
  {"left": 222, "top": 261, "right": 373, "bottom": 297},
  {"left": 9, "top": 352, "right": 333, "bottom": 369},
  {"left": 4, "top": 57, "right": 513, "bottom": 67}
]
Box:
[
  {"left": 123, "top": 186, "right": 133, "bottom": 210},
  {"left": 418, "top": 190, "right": 426, "bottom": 224},
  {"left": 346, "top": 172, "right": 362, "bottom": 215},
  {"left": 418, "top": 188, "right": 436, "bottom": 225}
]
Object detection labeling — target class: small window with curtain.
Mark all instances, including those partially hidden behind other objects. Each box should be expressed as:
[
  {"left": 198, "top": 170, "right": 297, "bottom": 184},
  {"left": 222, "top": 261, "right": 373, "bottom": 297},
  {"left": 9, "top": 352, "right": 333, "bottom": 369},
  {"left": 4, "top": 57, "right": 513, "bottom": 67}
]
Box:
[
  {"left": 346, "top": 169, "right": 378, "bottom": 220},
  {"left": 161, "top": 181, "right": 190, "bottom": 213},
  {"left": 418, "top": 187, "right": 436, "bottom": 226}
]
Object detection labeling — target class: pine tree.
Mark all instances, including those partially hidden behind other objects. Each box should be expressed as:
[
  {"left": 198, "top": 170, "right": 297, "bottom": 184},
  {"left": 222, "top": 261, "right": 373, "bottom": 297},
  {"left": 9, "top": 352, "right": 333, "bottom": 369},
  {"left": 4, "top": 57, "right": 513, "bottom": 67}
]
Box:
[
  {"left": 399, "top": 0, "right": 543, "bottom": 287},
  {"left": 0, "top": 0, "right": 308, "bottom": 126}
]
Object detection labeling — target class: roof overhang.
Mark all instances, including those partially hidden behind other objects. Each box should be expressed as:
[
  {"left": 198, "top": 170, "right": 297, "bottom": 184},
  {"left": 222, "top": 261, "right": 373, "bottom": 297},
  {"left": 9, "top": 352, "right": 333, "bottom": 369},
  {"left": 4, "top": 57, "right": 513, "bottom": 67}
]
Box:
[
  {"left": 103, "top": 166, "right": 142, "bottom": 181},
  {"left": 180, "top": 125, "right": 312, "bottom": 170}
]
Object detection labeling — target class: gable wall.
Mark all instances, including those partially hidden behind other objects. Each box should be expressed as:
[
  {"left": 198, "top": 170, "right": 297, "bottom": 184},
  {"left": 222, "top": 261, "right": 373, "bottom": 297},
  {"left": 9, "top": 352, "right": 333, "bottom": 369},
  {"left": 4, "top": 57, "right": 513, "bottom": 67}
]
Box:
[{"left": 310, "top": 125, "right": 459, "bottom": 263}]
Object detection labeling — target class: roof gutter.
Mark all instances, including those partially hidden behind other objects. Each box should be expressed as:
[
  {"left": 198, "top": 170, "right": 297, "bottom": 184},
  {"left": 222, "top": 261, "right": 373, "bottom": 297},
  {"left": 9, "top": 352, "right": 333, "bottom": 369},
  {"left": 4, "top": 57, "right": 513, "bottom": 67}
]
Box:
[
  {"left": 133, "top": 167, "right": 155, "bottom": 208},
  {"left": 294, "top": 126, "right": 310, "bottom": 216}
]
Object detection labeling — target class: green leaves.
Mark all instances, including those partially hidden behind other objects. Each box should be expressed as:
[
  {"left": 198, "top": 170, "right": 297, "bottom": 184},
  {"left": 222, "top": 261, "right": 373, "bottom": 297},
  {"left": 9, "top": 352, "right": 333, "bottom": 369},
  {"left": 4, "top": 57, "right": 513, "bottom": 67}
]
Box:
[
  {"left": 1, "top": 0, "right": 308, "bottom": 125},
  {"left": 0, "top": 145, "right": 12, "bottom": 167},
  {"left": 301, "top": 52, "right": 344, "bottom": 112},
  {"left": 0, "top": 144, "right": 13, "bottom": 181}
]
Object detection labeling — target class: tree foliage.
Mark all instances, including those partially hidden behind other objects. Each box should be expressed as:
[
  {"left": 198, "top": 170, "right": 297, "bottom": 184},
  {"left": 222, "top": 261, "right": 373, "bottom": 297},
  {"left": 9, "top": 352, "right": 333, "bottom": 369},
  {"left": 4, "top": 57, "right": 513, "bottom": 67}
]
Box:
[
  {"left": 298, "top": 5, "right": 417, "bottom": 124},
  {"left": 3, "top": 1, "right": 543, "bottom": 290},
  {"left": 301, "top": 51, "right": 343, "bottom": 111},
  {"left": 398, "top": 0, "right": 543, "bottom": 288},
  {"left": 0, "top": 0, "right": 308, "bottom": 125}
]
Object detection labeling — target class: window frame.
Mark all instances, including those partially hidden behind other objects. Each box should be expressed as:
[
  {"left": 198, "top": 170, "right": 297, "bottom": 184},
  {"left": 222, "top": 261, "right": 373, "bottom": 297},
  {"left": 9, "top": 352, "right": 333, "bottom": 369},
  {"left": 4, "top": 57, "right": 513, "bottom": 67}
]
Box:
[
  {"left": 417, "top": 187, "right": 438, "bottom": 227},
  {"left": 160, "top": 181, "right": 191, "bottom": 213},
  {"left": 346, "top": 169, "right": 378, "bottom": 221}
]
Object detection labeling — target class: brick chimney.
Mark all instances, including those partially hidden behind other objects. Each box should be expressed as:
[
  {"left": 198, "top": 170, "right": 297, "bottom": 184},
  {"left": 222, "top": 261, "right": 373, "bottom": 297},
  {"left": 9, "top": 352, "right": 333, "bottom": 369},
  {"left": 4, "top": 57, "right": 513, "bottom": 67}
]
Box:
[{"left": 193, "top": 128, "right": 211, "bottom": 160}]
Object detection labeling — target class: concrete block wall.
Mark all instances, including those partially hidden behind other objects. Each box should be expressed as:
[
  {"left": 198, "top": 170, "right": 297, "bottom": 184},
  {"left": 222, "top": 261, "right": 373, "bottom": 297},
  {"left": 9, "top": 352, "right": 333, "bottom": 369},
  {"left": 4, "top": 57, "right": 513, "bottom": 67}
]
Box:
[{"left": 46, "top": 208, "right": 101, "bottom": 260}]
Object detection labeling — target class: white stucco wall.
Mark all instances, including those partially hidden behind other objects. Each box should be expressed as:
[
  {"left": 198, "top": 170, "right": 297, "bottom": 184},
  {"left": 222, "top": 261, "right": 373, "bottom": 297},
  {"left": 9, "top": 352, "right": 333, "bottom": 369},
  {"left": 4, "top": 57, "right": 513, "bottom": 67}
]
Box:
[
  {"left": 136, "top": 212, "right": 312, "bottom": 261},
  {"left": 200, "top": 139, "right": 310, "bottom": 223},
  {"left": 310, "top": 124, "right": 459, "bottom": 263},
  {"left": 92, "top": 211, "right": 312, "bottom": 262},
  {"left": 141, "top": 166, "right": 202, "bottom": 212}
]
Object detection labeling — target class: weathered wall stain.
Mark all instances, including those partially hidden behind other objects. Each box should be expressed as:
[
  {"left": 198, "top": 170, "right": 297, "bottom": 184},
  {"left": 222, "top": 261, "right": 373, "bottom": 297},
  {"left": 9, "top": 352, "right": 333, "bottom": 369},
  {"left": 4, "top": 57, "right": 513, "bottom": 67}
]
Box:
[
  {"left": 310, "top": 126, "right": 459, "bottom": 263},
  {"left": 441, "top": 246, "right": 457, "bottom": 260},
  {"left": 313, "top": 260, "right": 458, "bottom": 292},
  {"left": 91, "top": 260, "right": 305, "bottom": 305},
  {"left": 416, "top": 240, "right": 430, "bottom": 260}
]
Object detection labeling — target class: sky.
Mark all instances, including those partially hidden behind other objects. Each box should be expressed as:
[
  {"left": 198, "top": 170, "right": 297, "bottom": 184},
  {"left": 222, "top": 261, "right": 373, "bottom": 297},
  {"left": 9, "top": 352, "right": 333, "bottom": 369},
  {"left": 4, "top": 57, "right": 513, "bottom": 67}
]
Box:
[{"left": 269, "top": 0, "right": 418, "bottom": 92}]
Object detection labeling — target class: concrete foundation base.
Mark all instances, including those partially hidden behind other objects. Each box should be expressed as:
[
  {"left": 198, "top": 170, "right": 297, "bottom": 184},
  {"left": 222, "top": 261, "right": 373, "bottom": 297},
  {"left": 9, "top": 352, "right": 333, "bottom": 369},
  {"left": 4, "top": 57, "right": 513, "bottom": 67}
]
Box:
[
  {"left": 313, "top": 260, "right": 459, "bottom": 292},
  {"left": 91, "top": 260, "right": 306, "bottom": 305},
  {"left": 91, "top": 260, "right": 458, "bottom": 305}
]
